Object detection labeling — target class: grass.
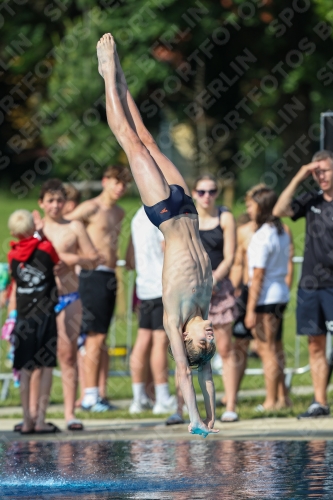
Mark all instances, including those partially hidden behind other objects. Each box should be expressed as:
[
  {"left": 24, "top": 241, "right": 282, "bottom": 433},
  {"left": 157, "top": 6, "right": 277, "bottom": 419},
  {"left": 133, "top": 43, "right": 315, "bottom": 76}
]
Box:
[
  {"left": 0, "top": 392, "right": 328, "bottom": 421},
  {"left": 0, "top": 192, "right": 319, "bottom": 418}
]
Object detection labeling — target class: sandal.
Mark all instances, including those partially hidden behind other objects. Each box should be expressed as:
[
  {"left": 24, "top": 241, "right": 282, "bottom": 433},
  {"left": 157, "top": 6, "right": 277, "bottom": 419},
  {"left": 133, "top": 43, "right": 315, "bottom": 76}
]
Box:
[
  {"left": 67, "top": 419, "right": 84, "bottom": 431},
  {"left": 221, "top": 411, "right": 238, "bottom": 422},
  {"left": 34, "top": 423, "right": 61, "bottom": 434},
  {"left": 20, "top": 427, "right": 35, "bottom": 435},
  {"left": 14, "top": 422, "right": 23, "bottom": 432},
  {"left": 166, "top": 413, "right": 185, "bottom": 426}
]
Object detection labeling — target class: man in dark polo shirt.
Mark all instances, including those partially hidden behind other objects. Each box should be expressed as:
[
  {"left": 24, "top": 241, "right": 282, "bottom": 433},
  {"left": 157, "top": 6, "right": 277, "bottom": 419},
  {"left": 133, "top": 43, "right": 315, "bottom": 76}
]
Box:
[{"left": 273, "top": 150, "right": 333, "bottom": 418}]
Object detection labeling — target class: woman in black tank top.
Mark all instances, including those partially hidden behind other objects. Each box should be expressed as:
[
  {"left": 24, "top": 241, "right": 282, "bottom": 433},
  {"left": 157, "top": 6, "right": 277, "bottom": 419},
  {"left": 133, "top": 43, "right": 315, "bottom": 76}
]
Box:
[{"left": 192, "top": 174, "right": 239, "bottom": 422}]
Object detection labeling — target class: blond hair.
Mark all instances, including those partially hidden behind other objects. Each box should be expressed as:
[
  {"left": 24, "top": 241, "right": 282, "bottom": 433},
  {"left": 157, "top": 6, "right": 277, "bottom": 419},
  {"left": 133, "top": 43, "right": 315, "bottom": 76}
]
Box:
[
  {"left": 8, "top": 210, "right": 34, "bottom": 237},
  {"left": 168, "top": 339, "right": 216, "bottom": 371}
]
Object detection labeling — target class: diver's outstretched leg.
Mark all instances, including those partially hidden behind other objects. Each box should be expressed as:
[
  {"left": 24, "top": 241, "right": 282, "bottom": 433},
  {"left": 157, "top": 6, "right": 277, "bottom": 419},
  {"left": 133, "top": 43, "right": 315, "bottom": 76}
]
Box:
[
  {"left": 97, "top": 33, "right": 169, "bottom": 206},
  {"left": 114, "top": 50, "right": 190, "bottom": 195}
]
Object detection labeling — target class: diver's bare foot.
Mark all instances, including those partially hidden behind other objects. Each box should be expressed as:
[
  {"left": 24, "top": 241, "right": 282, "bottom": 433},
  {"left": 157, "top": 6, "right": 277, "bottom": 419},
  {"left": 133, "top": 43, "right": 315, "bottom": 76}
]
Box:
[{"left": 97, "top": 33, "right": 116, "bottom": 78}]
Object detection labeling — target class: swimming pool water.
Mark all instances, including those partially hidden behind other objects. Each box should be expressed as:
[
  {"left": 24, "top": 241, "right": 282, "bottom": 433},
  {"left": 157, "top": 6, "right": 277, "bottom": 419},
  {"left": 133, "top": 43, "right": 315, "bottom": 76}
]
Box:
[{"left": 0, "top": 439, "right": 332, "bottom": 499}]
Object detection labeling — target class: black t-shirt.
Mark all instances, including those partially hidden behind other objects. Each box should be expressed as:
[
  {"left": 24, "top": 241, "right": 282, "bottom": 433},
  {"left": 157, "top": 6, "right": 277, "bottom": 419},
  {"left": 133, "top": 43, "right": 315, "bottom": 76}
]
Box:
[
  {"left": 8, "top": 236, "right": 59, "bottom": 318},
  {"left": 291, "top": 191, "right": 333, "bottom": 289},
  {"left": 199, "top": 207, "right": 229, "bottom": 271}
]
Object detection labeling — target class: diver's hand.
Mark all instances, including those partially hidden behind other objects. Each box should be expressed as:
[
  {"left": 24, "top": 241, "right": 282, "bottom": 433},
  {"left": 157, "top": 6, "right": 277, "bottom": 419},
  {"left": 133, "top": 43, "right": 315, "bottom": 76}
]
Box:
[
  {"left": 188, "top": 420, "right": 219, "bottom": 438},
  {"left": 203, "top": 417, "right": 216, "bottom": 430}
]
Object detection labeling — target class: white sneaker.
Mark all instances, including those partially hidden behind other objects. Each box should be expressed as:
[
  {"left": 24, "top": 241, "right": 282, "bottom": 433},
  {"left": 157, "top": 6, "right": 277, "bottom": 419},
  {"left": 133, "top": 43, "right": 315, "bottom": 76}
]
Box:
[
  {"left": 153, "top": 396, "right": 177, "bottom": 415},
  {"left": 129, "top": 399, "right": 152, "bottom": 414}
]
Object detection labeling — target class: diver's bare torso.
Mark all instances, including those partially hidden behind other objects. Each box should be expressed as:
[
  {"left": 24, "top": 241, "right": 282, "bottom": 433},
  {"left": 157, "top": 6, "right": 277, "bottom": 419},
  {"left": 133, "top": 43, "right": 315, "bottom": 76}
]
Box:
[{"left": 160, "top": 215, "right": 213, "bottom": 328}]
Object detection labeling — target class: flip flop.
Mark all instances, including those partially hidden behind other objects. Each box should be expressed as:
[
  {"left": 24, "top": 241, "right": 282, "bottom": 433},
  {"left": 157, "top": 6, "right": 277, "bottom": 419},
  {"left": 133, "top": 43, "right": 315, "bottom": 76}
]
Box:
[
  {"left": 255, "top": 404, "right": 265, "bottom": 413},
  {"left": 14, "top": 422, "right": 23, "bottom": 432},
  {"left": 221, "top": 411, "right": 238, "bottom": 422},
  {"left": 34, "top": 423, "right": 61, "bottom": 434},
  {"left": 166, "top": 413, "right": 185, "bottom": 426},
  {"left": 67, "top": 419, "right": 84, "bottom": 431}
]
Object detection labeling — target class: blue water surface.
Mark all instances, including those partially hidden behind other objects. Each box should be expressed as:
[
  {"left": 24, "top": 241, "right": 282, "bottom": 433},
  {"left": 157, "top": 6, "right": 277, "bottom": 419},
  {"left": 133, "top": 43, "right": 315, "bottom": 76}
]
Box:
[{"left": 0, "top": 439, "right": 332, "bottom": 499}]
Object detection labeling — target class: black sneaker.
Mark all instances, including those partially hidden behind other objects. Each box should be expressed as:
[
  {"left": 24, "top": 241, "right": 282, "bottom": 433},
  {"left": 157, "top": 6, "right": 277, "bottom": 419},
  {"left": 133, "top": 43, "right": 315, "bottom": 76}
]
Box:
[{"left": 297, "top": 402, "right": 330, "bottom": 419}]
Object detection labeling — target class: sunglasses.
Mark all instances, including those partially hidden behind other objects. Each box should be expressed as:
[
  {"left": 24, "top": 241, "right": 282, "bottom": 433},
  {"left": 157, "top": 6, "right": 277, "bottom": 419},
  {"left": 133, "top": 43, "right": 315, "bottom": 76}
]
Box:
[{"left": 196, "top": 189, "right": 218, "bottom": 197}]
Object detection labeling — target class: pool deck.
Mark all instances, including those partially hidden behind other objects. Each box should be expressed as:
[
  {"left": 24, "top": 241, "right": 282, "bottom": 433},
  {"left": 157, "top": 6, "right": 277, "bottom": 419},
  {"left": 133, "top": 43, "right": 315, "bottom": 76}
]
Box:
[
  {"left": 0, "top": 416, "right": 332, "bottom": 442},
  {"left": 1, "top": 387, "right": 333, "bottom": 442}
]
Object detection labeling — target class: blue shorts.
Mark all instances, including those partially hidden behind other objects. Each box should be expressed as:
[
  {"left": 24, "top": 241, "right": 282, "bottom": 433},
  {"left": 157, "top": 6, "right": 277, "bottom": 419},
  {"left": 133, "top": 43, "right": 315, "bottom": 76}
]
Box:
[{"left": 297, "top": 287, "right": 333, "bottom": 336}]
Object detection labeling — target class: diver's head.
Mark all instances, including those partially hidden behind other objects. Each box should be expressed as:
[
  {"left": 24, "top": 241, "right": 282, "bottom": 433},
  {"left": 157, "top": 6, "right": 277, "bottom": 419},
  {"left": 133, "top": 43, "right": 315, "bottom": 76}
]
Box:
[{"left": 169, "top": 318, "right": 216, "bottom": 370}]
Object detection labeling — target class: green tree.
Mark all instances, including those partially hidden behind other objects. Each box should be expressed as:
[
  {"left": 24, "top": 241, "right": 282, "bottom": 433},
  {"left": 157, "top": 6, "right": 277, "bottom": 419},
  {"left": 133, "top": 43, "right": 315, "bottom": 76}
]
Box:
[{"left": 2, "top": 0, "right": 333, "bottom": 198}]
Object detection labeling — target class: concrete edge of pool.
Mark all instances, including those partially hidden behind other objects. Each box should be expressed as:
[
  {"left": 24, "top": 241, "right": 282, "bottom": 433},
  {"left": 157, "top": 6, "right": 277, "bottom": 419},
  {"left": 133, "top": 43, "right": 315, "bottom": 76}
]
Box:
[{"left": 0, "top": 417, "right": 332, "bottom": 441}]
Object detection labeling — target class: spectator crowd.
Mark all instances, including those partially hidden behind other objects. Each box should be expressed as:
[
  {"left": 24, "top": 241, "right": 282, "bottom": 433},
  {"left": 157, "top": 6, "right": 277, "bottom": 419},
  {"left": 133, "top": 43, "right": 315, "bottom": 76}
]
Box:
[{"left": 2, "top": 149, "right": 333, "bottom": 434}]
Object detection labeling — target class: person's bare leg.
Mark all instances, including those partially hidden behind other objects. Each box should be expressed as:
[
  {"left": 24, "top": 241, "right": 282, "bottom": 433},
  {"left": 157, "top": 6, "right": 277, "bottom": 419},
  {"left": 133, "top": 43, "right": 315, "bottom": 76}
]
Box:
[
  {"left": 75, "top": 350, "right": 85, "bottom": 407},
  {"left": 145, "top": 356, "right": 155, "bottom": 401},
  {"left": 308, "top": 335, "right": 328, "bottom": 406},
  {"left": 84, "top": 333, "right": 105, "bottom": 388},
  {"left": 255, "top": 314, "right": 280, "bottom": 410},
  {"left": 29, "top": 368, "right": 41, "bottom": 421},
  {"left": 35, "top": 367, "right": 53, "bottom": 431},
  {"left": 276, "top": 340, "right": 292, "bottom": 408},
  {"left": 130, "top": 329, "right": 152, "bottom": 406},
  {"left": 130, "top": 329, "right": 152, "bottom": 384},
  {"left": 150, "top": 329, "right": 169, "bottom": 385},
  {"left": 98, "top": 347, "right": 109, "bottom": 399},
  {"left": 234, "top": 337, "right": 250, "bottom": 392},
  {"left": 20, "top": 369, "right": 34, "bottom": 432},
  {"left": 219, "top": 338, "right": 250, "bottom": 407},
  {"left": 57, "top": 300, "right": 82, "bottom": 423},
  {"left": 214, "top": 323, "right": 238, "bottom": 415},
  {"left": 114, "top": 51, "right": 190, "bottom": 194},
  {"left": 97, "top": 33, "right": 169, "bottom": 206}
]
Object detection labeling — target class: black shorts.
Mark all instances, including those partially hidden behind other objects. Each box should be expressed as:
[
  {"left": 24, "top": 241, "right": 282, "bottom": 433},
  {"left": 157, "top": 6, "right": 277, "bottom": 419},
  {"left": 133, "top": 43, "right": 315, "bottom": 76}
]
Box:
[
  {"left": 13, "top": 312, "right": 57, "bottom": 370},
  {"left": 297, "top": 287, "right": 333, "bottom": 336},
  {"left": 255, "top": 303, "right": 287, "bottom": 316},
  {"left": 79, "top": 269, "right": 117, "bottom": 334},
  {"left": 138, "top": 297, "right": 164, "bottom": 330},
  {"left": 233, "top": 285, "right": 285, "bottom": 342}
]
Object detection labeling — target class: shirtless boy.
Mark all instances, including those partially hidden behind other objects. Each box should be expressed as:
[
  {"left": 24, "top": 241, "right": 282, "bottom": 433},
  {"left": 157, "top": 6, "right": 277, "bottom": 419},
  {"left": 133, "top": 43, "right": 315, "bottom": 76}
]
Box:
[
  {"left": 38, "top": 179, "right": 100, "bottom": 430},
  {"left": 97, "top": 33, "right": 218, "bottom": 437},
  {"left": 65, "top": 164, "right": 131, "bottom": 411}
]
